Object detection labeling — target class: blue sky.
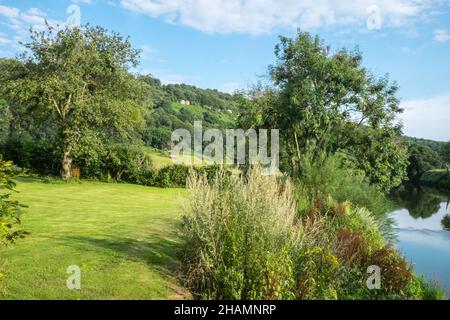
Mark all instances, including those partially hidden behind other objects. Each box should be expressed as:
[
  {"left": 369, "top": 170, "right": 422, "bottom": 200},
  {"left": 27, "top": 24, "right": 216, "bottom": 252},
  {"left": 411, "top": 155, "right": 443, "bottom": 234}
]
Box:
[{"left": 0, "top": 0, "right": 449, "bottom": 141}]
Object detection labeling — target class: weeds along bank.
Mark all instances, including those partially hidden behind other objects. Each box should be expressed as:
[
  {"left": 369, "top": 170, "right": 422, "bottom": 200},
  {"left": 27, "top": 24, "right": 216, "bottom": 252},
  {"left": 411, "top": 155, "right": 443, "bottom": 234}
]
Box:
[{"left": 181, "top": 167, "right": 446, "bottom": 300}]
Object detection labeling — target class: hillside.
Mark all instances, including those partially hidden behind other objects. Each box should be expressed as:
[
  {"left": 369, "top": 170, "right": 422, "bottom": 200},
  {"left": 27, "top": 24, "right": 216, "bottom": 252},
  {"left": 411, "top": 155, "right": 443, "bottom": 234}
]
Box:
[{"left": 138, "top": 74, "right": 238, "bottom": 151}]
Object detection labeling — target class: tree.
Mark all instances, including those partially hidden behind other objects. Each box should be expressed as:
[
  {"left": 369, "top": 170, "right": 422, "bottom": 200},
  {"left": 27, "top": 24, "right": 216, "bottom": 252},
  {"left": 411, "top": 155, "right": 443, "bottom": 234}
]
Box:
[
  {"left": 3, "top": 24, "right": 143, "bottom": 179},
  {"left": 406, "top": 143, "right": 442, "bottom": 183},
  {"left": 443, "top": 142, "right": 450, "bottom": 166},
  {"left": 243, "top": 31, "right": 408, "bottom": 190}
]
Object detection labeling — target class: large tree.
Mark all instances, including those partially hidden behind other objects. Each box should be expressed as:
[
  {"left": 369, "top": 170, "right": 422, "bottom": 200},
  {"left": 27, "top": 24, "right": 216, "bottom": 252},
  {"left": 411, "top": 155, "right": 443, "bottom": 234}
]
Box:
[
  {"left": 242, "top": 31, "right": 408, "bottom": 190},
  {"left": 3, "top": 24, "right": 144, "bottom": 179},
  {"left": 406, "top": 142, "right": 442, "bottom": 183}
]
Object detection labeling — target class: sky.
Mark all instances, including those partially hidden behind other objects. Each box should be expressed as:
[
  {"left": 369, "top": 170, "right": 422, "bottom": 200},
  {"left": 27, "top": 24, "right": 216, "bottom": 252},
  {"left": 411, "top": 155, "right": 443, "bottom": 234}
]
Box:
[{"left": 0, "top": 0, "right": 449, "bottom": 141}]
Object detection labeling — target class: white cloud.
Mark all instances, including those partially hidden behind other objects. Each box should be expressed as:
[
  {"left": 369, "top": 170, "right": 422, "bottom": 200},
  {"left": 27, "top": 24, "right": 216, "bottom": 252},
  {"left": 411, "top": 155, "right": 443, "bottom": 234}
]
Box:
[
  {"left": 140, "top": 44, "right": 155, "bottom": 59},
  {"left": 0, "top": 5, "right": 66, "bottom": 49},
  {"left": 400, "top": 94, "right": 450, "bottom": 141},
  {"left": 0, "top": 5, "right": 20, "bottom": 19},
  {"left": 0, "top": 33, "right": 14, "bottom": 46},
  {"left": 119, "top": 0, "right": 448, "bottom": 35},
  {"left": 433, "top": 29, "right": 450, "bottom": 42},
  {"left": 72, "top": 0, "right": 93, "bottom": 4}
]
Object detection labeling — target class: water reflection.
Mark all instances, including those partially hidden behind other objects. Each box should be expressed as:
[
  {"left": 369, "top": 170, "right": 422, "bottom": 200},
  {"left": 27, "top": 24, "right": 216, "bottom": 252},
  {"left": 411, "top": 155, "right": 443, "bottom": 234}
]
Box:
[
  {"left": 389, "top": 187, "right": 450, "bottom": 297},
  {"left": 443, "top": 215, "right": 450, "bottom": 231},
  {"left": 391, "top": 187, "right": 450, "bottom": 230},
  {"left": 393, "top": 187, "right": 450, "bottom": 218}
]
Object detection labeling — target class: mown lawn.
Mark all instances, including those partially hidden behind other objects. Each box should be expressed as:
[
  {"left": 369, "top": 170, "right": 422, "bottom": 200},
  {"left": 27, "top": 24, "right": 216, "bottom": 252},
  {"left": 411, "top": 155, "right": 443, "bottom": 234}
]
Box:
[{"left": 0, "top": 178, "right": 188, "bottom": 300}]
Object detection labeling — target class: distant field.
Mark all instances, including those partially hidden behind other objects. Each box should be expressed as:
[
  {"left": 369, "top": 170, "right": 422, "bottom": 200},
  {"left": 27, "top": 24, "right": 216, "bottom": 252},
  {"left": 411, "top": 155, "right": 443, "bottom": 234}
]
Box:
[
  {"left": 144, "top": 147, "right": 210, "bottom": 168},
  {"left": 145, "top": 147, "right": 175, "bottom": 169},
  {"left": 0, "top": 178, "right": 188, "bottom": 300}
]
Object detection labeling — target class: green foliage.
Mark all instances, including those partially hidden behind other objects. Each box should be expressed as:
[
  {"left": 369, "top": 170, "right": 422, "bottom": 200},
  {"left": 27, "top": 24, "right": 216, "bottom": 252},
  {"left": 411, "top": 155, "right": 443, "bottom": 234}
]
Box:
[
  {"left": 0, "top": 99, "right": 11, "bottom": 146},
  {"left": 141, "top": 100, "right": 235, "bottom": 151},
  {"left": 146, "top": 164, "right": 230, "bottom": 188},
  {"left": 294, "top": 196, "right": 443, "bottom": 300},
  {"left": 0, "top": 155, "right": 27, "bottom": 246},
  {"left": 238, "top": 31, "right": 408, "bottom": 191},
  {"left": 443, "top": 142, "right": 450, "bottom": 164},
  {"left": 418, "top": 277, "right": 447, "bottom": 300},
  {"left": 421, "top": 169, "right": 450, "bottom": 190},
  {"left": 180, "top": 164, "right": 444, "bottom": 300},
  {"left": 103, "top": 144, "right": 153, "bottom": 184},
  {"left": 343, "top": 126, "right": 409, "bottom": 192},
  {"left": 442, "top": 214, "right": 450, "bottom": 231},
  {"left": 295, "top": 153, "right": 394, "bottom": 239},
  {"left": 403, "top": 136, "right": 447, "bottom": 165},
  {"left": 164, "top": 83, "right": 237, "bottom": 111},
  {"left": 2, "top": 24, "right": 144, "bottom": 179},
  {"left": 406, "top": 142, "right": 442, "bottom": 182},
  {"left": 182, "top": 167, "right": 298, "bottom": 300}
]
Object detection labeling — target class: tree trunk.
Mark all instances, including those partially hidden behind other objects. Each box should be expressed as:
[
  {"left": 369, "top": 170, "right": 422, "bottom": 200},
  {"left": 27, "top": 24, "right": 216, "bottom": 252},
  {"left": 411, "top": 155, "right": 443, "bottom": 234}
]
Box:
[
  {"left": 293, "top": 127, "right": 302, "bottom": 163},
  {"left": 62, "top": 150, "right": 72, "bottom": 180}
]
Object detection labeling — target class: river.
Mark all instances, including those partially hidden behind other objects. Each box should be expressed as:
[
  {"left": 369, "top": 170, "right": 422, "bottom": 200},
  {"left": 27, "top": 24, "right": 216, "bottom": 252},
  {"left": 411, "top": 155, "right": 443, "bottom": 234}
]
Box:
[{"left": 389, "top": 188, "right": 450, "bottom": 297}]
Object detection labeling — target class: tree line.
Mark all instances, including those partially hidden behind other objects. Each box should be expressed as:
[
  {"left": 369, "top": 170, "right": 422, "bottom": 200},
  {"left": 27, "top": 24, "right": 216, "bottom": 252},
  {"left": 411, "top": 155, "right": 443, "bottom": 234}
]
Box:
[
  {"left": 0, "top": 24, "right": 448, "bottom": 191},
  {"left": 0, "top": 24, "right": 237, "bottom": 181}
]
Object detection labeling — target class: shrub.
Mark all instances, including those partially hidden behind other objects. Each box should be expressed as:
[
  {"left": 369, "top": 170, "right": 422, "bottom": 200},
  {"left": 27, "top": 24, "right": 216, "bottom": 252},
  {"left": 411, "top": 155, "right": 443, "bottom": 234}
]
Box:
[
  {"left": 418, "top": 277, "right": 446, "bottom": 300},
  {"left": 102, "top": 144, "right": 153, "bottom": 184},
  {"left": 179, "top": 161, "right": 445, "bottom": 300},
  {"left": 0, "top": 155, "right": 27, "bottom": 246},
  {"left": 181, "top": 166, "right": 299, "bottom": 300},
  {"left": 442, "top": 214, "right": 450, "bottom": 230},
  {"left": 146, "top": 164, "right": 231, "bottom": 188},
  {"left": 295, "top": 153, "right": 395, "bottom": 241},
  {"left": 364, "top": 247, "right": 412, "bottom": 295}
]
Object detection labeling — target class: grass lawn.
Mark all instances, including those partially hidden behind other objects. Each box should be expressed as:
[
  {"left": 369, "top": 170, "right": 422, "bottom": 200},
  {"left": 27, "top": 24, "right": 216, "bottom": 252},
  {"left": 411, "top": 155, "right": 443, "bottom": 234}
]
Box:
[{"left": 0, "top": 178, "right": 188, "bottom": 300}]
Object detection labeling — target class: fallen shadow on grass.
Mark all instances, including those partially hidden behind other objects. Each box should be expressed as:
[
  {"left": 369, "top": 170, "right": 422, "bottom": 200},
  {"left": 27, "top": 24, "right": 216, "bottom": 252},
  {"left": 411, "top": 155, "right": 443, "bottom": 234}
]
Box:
[{"left": 59, "top": 232, "right": 183, "bottom": 279}]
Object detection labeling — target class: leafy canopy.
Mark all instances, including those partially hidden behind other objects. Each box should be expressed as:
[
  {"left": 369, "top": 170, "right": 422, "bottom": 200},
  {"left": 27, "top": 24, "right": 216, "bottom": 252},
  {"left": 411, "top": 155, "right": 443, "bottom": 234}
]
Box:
[{"left": 3, "top": 24, "right": 144, "bottom": 178}]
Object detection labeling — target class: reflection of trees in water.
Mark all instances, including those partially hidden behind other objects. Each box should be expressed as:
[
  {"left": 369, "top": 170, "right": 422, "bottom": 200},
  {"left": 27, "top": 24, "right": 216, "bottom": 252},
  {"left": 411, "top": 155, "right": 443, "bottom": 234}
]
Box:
[
  {"left": 391, "top": 187, "right": 445, "bottom": 219},
  {"left": 442, "top": 215, "right": 450, "bottom": 231}
]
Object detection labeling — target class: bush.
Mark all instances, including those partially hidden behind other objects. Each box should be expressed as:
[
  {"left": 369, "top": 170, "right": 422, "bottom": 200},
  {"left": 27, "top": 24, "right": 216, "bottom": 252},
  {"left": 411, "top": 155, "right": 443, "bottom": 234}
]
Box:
[
  {"left": 102, "top": 144, "right": 153, "bottom": 184},
  {"left": 181, "top": 167, "right": 299, "bottom": 299},
  {"left": 421, "top": 169, "right": 450, "bottom": 190},
  {"left": 295, "top": 153, "right": 395, "bottom": 241},
  {"left": 180, "top": 163, "right": 446, "bottom": 300},
  {"left": 145, "top": 164, "right": 231, "bottom": 188},
  {"left": 0, "top": 155, "right": 27, "bottom": 246},
  {"left": 442, "top": 214, "right": 450, "bottom": 230}
]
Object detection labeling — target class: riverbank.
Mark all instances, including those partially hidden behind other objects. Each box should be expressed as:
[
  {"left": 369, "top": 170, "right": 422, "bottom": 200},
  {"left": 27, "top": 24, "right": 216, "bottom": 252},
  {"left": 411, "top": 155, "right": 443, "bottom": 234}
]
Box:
[{"left": 421, "top": 170, "right": 450, "bottom": 190}]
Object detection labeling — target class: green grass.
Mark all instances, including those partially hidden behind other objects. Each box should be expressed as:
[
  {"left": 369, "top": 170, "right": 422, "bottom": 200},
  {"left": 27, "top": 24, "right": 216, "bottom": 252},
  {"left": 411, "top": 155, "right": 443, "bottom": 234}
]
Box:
[
  {"left": 172, "top": 102, "right": 205, "bottom": 118},
  {"left": 144, "top": 147, "right": 175, "bottom": 169},
  {"left": 0, "top": 178, "right": 188, "bottom": 300},
  {"left": 144, "top": 147, "right": 209, "bottom": 168}
]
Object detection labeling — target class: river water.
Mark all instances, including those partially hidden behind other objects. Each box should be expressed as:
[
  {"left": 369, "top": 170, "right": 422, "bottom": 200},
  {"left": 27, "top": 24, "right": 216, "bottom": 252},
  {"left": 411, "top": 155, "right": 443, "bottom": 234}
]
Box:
[{"left": 389, "top": 188, "right": 450, "bottom": 297}]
